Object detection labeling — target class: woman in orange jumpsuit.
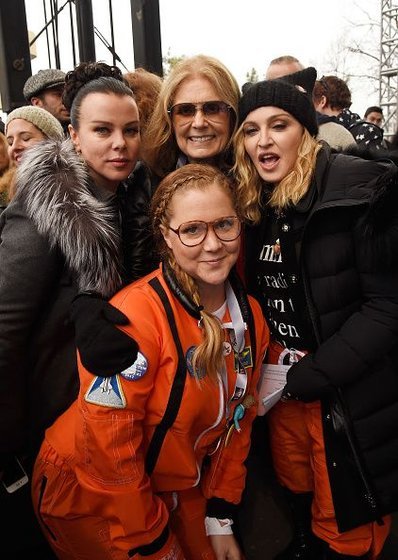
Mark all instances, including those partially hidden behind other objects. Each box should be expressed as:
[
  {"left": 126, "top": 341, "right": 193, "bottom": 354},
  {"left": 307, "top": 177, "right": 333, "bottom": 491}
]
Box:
[{"left": 31, "top": 163, "right": 269, "bottom": 560}]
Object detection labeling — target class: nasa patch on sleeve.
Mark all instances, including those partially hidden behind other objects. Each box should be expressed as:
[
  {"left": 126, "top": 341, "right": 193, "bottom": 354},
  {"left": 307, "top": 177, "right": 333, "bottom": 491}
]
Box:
[
  {"left": 119, "top": 351, "right": 148, "bottom": 381},
  {"left": 85, "top": 375, "right": 126, "bottom": 408}
]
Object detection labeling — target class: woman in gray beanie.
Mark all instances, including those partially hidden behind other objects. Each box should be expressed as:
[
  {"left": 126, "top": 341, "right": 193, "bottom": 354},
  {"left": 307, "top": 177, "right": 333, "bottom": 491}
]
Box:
[
  {"left": 6, "top": 105, "right": 64, "bottom": 166},
  {"left": 233, "top": 68, "right": 398, "bottom": 559}
]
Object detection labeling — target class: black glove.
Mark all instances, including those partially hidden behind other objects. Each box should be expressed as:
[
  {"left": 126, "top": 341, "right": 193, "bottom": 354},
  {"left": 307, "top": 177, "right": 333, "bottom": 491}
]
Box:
[
  {"left": 282, "top": 354, "right": 332, "bottom": 403},
  {"left": 70, "top": 293, "right": 138, "bottom": 377}
]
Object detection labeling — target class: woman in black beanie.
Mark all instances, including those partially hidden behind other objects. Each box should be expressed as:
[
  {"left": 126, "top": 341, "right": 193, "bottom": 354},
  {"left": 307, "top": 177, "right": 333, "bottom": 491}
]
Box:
[{"left": 233, "top": 68, "right": 398, "bottom": 559}]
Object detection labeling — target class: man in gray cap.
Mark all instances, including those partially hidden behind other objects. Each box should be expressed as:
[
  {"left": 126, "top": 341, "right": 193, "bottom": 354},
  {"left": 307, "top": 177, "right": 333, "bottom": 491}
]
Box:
[{"left": 23, "top": 68, "right": 70, "bottom": 129}]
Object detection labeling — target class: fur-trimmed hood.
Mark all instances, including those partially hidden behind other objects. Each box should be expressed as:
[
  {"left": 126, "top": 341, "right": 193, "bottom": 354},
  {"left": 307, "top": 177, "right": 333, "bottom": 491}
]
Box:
[{"left": 14, "top": 139, "right": 123, "bottom": 298}]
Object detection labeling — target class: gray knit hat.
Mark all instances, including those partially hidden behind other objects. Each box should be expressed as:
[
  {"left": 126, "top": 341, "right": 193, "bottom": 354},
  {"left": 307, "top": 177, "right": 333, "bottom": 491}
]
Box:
[
  {"left": 6, "top": 106, "right": 64, "bottom": 140},
  {"left": 23, "top": 69, "right": 66, "bottom": 101},
  {"left": 239, "top": 67, "right": 318, "bottom": 136}
]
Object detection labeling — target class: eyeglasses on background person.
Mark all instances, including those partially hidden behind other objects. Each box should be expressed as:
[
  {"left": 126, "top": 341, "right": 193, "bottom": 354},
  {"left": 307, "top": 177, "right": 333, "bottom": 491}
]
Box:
[
  {"left": 169, "top": 215, "right": 241, "bottom": 247},
  {"left": 168, "top": 101, "right": 232, "bottom": 122}
]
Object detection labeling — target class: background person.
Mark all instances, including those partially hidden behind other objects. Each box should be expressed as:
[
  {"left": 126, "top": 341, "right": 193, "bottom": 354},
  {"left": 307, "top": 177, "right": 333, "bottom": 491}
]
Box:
[
  {"left": 32, "top": 163, "right": 269, "bottom": 560},
  {"left": 0, "top": 61, "right": 152, "bottom": 558},
  {"left": 6, "top": 105, "right": 64, "bottom": 166},
  {"left": 124, "top": 67, "right": 163, "bottom": 139},
  {"left": 23, "top": 68, "right": 70, "bottom": 129},
  {"left": 233, "top": 67, "right": 398, "bottom": 559},
  {"left": 313, "top": 75, "right": 384, "bottom": 150},
  {"left": 364, "top": 105, "right": 383, "bottom": 127},
  {"left": 265, "top": 55, "right": 304, "bottom": 80},
  {"left": 363, "top": 106, "right": 390, "bottom": 149},
  {"left": 5, "top": 106, "right": 64, "bottom": 204}
]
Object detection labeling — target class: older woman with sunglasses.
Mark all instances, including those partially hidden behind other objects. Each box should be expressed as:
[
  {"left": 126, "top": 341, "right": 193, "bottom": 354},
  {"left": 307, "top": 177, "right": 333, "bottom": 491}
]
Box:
[
  {"left": 142, "top": 54, "right": 240, "bottom": 178},
  {"left": 31, "top": 163, "right": 269, "bottom": 560}
]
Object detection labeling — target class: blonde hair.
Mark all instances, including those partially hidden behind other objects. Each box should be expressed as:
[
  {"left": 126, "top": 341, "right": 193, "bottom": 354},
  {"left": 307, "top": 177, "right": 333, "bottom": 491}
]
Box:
[
  {"left": 142, "top": 55, "right": 240, "bottom": 178},
  {"left": 151, "top": 163, "right": 239, "bottom": 380},
  {"left": 0, "top": 132, "right": 9, "bottom": 169},
  {"left": 0, "top": 132, "right": 15, "bottom": 205},
  {"left": 232, "top": 127, "right": 321, "bottom": 223}
]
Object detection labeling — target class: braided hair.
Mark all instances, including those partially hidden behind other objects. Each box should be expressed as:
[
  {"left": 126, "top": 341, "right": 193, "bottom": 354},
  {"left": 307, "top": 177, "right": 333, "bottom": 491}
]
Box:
[{"left": 151, "top": 163, "right": 240, "bottom": 380}]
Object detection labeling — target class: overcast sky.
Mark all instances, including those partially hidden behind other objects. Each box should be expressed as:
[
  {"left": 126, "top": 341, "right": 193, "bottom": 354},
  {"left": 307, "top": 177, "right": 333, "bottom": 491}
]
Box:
[{"left": 23, "top": 0, "right": 380, "bottom": 116}]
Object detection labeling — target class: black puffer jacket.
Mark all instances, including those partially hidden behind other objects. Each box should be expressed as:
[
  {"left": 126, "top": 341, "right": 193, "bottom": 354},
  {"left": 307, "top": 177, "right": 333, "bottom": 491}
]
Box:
[{"left": 245, "top": 144, "right": 398, "bottom": 532}]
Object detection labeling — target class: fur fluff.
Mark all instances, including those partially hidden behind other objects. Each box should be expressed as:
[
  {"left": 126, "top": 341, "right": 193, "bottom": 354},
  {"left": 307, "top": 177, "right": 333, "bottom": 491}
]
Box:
[{"left": 15, "top": 139, "right": 123, "bottom": 298}]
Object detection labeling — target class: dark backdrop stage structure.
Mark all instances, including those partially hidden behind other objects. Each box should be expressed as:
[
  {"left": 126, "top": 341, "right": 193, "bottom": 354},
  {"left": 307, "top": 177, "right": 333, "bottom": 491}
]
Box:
[
  {"left": 0, "top": 0, "right": 32, "bottom": 112},
  {"left": 0, "top": 0, "right": 163, "bottom": 114}
]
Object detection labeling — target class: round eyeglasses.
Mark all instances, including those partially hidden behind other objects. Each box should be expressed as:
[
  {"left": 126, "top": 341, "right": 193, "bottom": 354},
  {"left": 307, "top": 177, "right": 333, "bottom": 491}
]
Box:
[
  {"left": 169, "top": 216, "right": 241, "bottom": 247},
  {"left": 167, "top": 101, "right": 232, "bottom": 122}
]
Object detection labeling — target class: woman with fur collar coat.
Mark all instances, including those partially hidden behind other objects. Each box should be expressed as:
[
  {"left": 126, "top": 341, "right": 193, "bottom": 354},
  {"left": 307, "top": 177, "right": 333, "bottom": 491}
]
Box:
[{"left": 0, "top": 63, "right": 156, "bottom": 558}]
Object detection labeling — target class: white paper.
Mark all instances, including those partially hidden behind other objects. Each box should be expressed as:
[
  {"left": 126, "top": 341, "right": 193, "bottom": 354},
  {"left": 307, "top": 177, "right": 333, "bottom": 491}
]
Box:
[{"left": 257, "top": 363, "right": 289, "bottom": 415}]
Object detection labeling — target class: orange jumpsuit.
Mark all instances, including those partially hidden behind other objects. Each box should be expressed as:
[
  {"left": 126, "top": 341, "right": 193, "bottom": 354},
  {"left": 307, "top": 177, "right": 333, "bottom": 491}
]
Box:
[
  {"left": 32, "top": 268, "right": 269, "bottom": 560},
  {"left": 266, "top": 340, "right": 390, "bottom": 559}
]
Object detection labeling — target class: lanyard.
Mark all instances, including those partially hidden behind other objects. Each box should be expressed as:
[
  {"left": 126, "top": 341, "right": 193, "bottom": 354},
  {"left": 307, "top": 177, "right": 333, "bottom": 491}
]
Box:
[
  {"left": 222, "top": 282, "right": 248, "bottom": 400},
  {"left": 222, "top": 282, "right": 246, "bottom": 353}
]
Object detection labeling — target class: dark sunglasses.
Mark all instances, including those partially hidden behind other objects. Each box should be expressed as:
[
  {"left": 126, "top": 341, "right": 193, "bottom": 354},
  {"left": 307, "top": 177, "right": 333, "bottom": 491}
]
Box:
[{"left": 168, "top": 101, "right": 232, "bottom": 120}]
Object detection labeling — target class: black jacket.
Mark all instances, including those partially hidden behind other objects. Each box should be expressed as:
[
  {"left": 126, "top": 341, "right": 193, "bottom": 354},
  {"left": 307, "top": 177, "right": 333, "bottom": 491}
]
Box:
[
  {"left": 245, "top": 144, "right": 398, "bottom": 531},
  {"left": 120, "top": 161, "right": 159, "bottom": 283},
  {"left": 337, "top": 108, "right": 384, "bottom": 151}
]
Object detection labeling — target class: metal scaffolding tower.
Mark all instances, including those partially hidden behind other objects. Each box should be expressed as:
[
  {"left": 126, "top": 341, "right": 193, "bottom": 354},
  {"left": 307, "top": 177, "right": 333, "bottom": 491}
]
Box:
[{"left": 380, "top": 0, "right": 398, "bottom": 138}]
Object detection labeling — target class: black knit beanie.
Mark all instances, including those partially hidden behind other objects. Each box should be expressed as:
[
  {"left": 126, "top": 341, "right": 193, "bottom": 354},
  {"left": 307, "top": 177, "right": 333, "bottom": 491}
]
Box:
[{"left": 238, "top": 67, "right": 318, "bottom": 136}]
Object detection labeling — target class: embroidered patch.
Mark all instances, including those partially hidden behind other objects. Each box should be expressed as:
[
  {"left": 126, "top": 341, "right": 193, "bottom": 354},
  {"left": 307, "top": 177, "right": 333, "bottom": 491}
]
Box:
[
  {"left": 84, "top": 375, "right": 126, "bottom": 408},
  {"left": 119, "top": 351, "right": 148, "bottom": 381},
  {"left": 185, "top": 345, "right": 206, "bottom": 379},
  {"left": 235, "top": 346, "right": 253, "bottom": 370},
  {"left": 223, "top": 341, "right": 232, "bottom": 356}
]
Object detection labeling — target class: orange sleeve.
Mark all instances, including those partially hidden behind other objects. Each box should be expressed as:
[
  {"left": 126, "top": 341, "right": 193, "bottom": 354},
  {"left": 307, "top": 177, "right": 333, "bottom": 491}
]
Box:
[{"left": 74, "top": 283, "right": 170, "bottom": 552}]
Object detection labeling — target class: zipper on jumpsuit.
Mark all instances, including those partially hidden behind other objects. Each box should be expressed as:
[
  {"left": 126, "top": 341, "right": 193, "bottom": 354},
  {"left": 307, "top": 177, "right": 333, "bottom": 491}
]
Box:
[{"left": 193, "top": 375, "right": 226, "bottom": 485}]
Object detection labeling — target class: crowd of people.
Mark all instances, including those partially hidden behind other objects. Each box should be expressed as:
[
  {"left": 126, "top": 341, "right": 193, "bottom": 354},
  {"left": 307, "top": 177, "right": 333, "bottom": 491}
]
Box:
[{"left": 0, "top": 54, "right": 397, "bottom": 560}]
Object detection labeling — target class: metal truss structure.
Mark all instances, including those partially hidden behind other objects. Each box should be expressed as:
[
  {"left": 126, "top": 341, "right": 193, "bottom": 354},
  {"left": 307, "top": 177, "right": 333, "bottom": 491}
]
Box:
[
  {"left": 25, "top": 0, "right": 162, "bottom": 76},
  {"left": 0, "top": 0, "right": 163, "bottom": 112}
]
